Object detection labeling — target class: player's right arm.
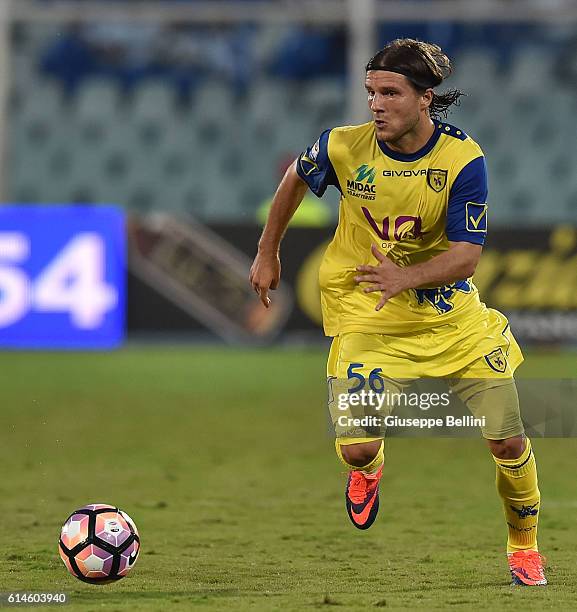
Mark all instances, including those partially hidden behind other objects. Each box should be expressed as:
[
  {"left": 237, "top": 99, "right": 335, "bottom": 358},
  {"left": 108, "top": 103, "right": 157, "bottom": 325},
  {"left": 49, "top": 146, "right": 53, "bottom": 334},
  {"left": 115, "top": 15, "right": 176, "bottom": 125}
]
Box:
[
  {"left": 250, "top": 129, "right": 339, "bottom": 308},
  {"left": 249, "top": 162, "right": 308, "bottom": 308}
]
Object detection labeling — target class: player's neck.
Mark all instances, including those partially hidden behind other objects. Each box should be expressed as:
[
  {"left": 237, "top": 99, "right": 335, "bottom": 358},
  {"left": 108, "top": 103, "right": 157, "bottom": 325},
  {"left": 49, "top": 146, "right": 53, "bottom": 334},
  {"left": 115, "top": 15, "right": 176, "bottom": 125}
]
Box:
[{"left": 383, "top": 117, "right": 436, "bottom": 156}]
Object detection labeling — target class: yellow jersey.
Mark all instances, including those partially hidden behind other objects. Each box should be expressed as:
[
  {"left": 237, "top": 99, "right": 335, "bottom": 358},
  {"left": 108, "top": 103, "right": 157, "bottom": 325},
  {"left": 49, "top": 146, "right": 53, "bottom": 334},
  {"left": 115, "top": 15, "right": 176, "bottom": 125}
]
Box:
[{"left": 296, "top": 119, "right": 490, "bottom": 337}]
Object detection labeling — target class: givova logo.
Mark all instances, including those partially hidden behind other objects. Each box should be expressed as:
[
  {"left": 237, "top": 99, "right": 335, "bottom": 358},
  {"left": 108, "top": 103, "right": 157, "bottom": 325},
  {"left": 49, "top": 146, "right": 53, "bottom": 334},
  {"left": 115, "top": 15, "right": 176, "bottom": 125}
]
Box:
[{"left": 347, "top": 165, "right": 377, "bottom": 200}]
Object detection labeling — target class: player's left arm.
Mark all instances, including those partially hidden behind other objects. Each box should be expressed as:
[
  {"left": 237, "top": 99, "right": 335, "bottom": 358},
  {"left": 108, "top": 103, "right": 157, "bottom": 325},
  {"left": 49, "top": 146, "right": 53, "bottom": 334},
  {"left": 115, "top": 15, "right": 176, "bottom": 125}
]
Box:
[
  {"left": 356, "top": 241, "right": 481, "bottom": 310},
  {"left": 355, "top": 155, "right": 488, "bottom": 311}
]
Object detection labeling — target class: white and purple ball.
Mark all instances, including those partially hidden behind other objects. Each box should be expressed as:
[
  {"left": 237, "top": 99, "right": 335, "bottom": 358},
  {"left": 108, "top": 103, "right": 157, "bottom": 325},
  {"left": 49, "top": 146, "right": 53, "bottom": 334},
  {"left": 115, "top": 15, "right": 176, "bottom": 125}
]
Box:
[{"left": 59, "top": 504, "right": 140, "bottom": 584}]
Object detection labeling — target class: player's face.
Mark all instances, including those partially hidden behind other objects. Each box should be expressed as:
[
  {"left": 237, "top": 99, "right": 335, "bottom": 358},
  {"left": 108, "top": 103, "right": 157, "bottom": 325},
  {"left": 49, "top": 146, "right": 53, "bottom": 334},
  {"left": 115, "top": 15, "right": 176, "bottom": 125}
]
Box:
[{"left": 365, "top": 71, "right": 430, "bottom": 143}]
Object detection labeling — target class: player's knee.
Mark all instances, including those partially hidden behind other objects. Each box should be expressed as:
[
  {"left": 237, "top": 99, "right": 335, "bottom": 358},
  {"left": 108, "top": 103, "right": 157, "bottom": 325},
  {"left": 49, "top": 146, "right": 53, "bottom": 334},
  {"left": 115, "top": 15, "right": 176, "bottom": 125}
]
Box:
[
  {"left": 487, "top": 435, "right": 525, "bottom": 460},
  {"left": 340, "top": 440, "right": 382, "bottom": 467}
]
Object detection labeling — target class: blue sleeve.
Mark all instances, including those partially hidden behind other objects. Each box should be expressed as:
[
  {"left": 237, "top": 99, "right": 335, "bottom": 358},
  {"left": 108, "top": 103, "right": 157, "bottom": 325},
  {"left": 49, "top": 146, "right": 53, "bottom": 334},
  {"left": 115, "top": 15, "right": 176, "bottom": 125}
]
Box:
[
  {"left": 446, "top": 156, "right": 488, "bottom": 245},
  {"left": 296, "top": 129, "right": 341, "bottom": 197}
]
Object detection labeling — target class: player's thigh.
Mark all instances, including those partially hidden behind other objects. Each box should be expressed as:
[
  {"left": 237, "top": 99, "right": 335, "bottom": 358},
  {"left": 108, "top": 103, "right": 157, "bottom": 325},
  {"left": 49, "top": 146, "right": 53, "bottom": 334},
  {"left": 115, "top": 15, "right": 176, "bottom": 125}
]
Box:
[
  {"left": 449, "top": 354, "right": 524, "bottom": 440},
  {"left": 327, "top": 333, "right": 407, "bottom": 441}
]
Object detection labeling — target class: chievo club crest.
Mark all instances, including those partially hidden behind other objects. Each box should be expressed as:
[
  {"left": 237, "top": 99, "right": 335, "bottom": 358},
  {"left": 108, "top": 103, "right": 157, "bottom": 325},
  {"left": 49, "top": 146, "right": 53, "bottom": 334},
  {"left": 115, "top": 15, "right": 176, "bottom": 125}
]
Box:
[
  {"left": 484, "top": 348, "right": 508, "bottom": 373},
  {"left": 426, "top": 169, "right": 447, "bottom": 192}
]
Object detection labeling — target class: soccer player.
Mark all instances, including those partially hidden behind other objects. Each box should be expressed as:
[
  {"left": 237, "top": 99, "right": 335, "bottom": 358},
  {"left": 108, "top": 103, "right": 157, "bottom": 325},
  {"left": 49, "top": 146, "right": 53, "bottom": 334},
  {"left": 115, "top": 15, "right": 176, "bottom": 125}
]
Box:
[{"left": 249, "top": 39, "right": 546, "bottom": 586}]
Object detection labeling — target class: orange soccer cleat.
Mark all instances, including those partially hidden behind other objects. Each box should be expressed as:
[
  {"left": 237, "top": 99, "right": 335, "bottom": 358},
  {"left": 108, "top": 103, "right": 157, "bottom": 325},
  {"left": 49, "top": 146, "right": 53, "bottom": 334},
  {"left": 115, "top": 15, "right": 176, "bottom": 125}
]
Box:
[
  {"left": 508, "top": 550, "right": 547, "bottom": 586},
  {"left": 345, "top": 466, "right": 383, "bottom": 530}
]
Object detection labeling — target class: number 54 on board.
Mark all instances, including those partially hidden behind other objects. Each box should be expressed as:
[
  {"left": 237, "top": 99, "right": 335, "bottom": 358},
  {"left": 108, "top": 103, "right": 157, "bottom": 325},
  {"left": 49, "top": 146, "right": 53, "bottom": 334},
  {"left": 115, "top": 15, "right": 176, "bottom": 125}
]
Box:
[{"left": 0, "top": 205, "right": 125, "bottom": 348}]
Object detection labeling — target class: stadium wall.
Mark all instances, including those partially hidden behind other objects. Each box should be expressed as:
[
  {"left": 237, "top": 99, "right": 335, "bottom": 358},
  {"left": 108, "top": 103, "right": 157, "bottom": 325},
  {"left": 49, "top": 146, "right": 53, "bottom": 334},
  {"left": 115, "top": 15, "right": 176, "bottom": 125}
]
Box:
[{"left": 127, "top": 222, "right": 577, "bottom": 345}]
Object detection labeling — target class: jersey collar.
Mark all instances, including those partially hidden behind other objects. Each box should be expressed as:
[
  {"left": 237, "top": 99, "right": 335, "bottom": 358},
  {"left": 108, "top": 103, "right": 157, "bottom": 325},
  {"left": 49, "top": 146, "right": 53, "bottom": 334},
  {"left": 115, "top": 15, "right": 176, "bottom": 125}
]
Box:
[{"left": 377, "top": 119, "right": 442, "bottom": 162}]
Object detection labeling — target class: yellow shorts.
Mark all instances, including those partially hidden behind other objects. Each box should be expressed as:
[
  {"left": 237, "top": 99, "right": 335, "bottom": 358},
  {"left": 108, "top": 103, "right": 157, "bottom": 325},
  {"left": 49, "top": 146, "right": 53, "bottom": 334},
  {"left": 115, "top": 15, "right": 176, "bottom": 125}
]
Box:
[{"left": 327, "top": 308, "right": 525, "bottom": 441}]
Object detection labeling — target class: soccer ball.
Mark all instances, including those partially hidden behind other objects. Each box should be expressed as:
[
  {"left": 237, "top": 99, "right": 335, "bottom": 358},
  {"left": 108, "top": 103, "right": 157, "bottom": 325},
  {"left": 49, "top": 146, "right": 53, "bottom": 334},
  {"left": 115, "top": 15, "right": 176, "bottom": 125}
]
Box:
[{"left": 58, "top": 503, "right": 140, "bottom": 584}]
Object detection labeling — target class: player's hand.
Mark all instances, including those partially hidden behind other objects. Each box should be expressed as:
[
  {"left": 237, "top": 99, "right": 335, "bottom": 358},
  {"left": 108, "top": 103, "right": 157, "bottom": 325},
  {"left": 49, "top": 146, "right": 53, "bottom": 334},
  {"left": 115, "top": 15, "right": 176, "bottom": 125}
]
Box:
[
  {"left": 249, "top": 250, "right": 281, "bottom": 308},
  {"left": 354, "top": 244, "right": 409, "bottom": 311}
]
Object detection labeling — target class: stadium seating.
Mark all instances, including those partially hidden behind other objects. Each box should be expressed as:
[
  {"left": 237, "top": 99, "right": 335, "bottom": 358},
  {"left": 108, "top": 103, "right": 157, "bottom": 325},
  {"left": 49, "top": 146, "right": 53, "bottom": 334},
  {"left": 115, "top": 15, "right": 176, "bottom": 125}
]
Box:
[{"left": 7, "top": 24, "right": 577, "bottom": 224}]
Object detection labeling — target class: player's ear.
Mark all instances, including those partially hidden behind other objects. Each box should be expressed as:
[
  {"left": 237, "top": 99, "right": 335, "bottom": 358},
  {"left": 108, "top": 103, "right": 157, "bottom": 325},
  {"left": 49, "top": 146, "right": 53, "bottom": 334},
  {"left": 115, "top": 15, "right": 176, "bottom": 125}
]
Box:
[{"left": 421, "top": 88, "right": 433, "bottom": 111}]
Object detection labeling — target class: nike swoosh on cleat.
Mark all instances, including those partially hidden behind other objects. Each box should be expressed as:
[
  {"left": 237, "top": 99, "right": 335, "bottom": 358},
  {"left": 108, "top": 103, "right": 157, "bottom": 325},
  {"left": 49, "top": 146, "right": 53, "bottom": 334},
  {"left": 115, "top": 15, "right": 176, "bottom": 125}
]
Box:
[{"left": 349, "top": 492, "right": 378, "bottom": 525}]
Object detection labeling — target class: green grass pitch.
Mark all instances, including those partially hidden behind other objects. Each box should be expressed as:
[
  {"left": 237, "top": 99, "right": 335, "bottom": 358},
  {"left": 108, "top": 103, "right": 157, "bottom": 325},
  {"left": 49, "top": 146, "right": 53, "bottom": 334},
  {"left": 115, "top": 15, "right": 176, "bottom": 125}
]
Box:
[{"left": 1, "top": 346, "right": 576, "bottom": 611}]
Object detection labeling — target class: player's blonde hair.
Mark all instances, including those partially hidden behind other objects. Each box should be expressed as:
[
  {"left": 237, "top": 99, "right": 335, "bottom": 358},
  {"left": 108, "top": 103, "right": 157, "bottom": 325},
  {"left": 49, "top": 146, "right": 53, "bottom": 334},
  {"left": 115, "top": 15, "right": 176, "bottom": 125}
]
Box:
[{"left": 366, "top": 38, "right": 463, "bottom": 118}]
